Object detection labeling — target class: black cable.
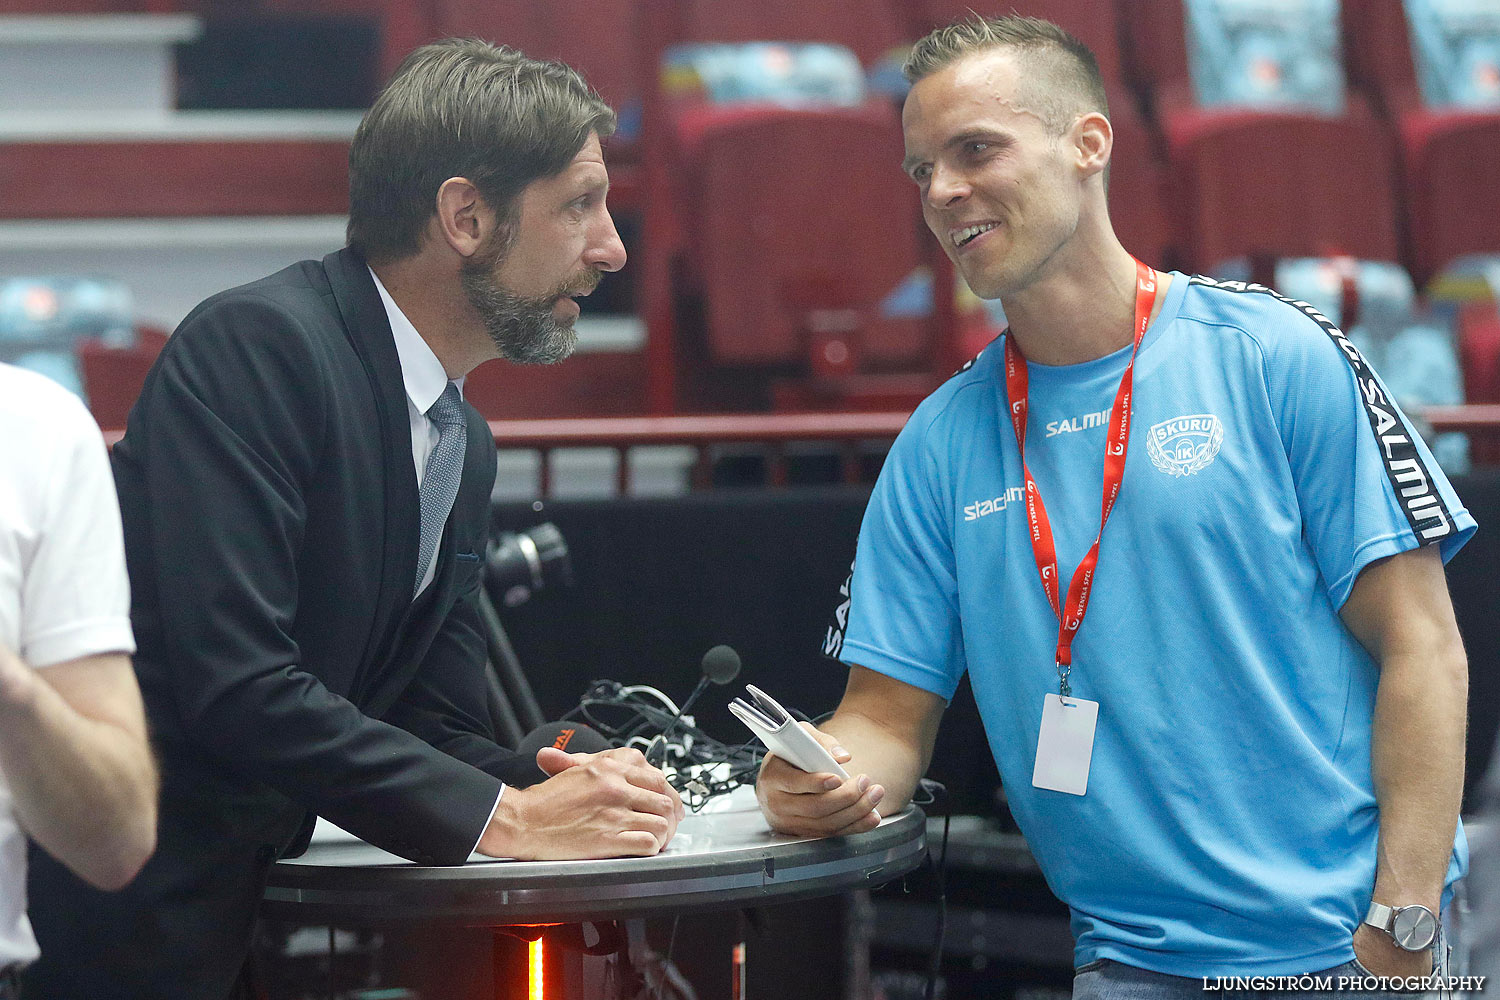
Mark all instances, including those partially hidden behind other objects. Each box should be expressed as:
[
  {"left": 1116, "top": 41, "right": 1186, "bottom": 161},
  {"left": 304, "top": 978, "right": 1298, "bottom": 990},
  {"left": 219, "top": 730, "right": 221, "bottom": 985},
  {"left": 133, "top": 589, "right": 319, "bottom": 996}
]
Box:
[
  {"left": 912, "top": 779, "right": 951, "bottom": 1000},
  {"left": 655, "top": 916, "right": 681, "bottom": 1000},
  {"left": 561, "top": 682, "right": 775, "bottom": 811},
  {"left": 563, "top": 680, "right": 902, "bottom": 815}
]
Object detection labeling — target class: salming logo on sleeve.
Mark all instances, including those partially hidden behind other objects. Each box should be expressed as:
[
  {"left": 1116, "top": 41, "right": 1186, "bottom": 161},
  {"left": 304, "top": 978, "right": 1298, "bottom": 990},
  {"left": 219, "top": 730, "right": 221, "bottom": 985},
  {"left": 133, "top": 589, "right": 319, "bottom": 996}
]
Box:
[
  {"left": 1189, "top": 276, "right": 1455, "bottom": 542},
  {"left": 823, "top": 561, "right": 853, "bottom": 658}
]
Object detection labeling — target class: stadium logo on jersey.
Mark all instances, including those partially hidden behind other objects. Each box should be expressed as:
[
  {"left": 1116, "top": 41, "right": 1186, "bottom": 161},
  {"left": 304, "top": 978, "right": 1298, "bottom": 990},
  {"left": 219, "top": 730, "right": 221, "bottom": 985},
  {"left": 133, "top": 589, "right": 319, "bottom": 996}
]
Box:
[
  {"left": 963, "top": 486, "right": 1026, "bottom": 521},
  {"left": 1146, "top": 414, "right": 1224, "bottom": 477}
]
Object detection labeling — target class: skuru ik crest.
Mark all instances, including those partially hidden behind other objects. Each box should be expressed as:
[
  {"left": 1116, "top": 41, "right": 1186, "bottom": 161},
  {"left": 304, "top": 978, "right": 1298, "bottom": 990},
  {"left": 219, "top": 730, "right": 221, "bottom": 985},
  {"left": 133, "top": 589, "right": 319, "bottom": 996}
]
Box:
[{"left": 1146, "top": 413, "right": 1224, "bottom": 477}]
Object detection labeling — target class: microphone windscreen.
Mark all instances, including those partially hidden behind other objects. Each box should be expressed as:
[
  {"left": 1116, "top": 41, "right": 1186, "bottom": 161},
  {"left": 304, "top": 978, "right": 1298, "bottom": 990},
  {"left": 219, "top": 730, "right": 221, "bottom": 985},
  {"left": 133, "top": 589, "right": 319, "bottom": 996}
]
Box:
[
  {"left": 516, "top": 721, "right": 614, "bottom": 761},
  {"left": 701, "top": 644, "right": 742, "bottom": 685}
]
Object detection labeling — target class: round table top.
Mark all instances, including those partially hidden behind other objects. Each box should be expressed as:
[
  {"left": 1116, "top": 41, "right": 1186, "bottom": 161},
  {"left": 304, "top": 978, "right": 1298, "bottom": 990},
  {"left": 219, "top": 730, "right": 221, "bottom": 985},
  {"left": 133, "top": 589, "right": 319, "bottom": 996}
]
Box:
[{"left": 262, "top": 787, "right": 927, "bottom": 926}]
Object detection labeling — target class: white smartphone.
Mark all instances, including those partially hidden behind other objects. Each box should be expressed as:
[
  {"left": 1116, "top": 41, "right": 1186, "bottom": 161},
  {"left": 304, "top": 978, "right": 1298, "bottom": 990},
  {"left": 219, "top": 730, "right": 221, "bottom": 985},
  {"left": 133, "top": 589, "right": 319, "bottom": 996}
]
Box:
[{"left": 729, "top": 684, "right": 850, "bottom": 779}]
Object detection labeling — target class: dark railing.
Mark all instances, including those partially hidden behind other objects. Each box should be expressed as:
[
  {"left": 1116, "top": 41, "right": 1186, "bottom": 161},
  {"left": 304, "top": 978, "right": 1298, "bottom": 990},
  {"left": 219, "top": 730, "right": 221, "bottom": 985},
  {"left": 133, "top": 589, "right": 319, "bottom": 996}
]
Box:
[
  {"left": 101, "top": 405, "right": 1500, "bottom": 496},
  {"left": 487, "top": 406, "right": 1500, "bottom": 496},
  {"left": 488, "top": 412, "right": 910, "bottom": 493}
]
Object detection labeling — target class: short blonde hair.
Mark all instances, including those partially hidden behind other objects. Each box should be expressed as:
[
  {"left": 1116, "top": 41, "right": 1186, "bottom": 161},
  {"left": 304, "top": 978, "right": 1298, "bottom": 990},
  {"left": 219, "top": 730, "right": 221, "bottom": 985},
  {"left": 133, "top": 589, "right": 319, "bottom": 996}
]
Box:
[{"left": 903, "top": 14, "right": 1108, "bottom": 134}]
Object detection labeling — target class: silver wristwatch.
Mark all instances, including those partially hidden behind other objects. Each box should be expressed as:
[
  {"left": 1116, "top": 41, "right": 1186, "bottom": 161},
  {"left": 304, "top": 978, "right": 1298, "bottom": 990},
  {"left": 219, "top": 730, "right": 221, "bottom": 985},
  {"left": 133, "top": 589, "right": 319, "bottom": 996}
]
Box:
[{"left": 1363, "top": 901, "right": 1438, "bottom": 952}]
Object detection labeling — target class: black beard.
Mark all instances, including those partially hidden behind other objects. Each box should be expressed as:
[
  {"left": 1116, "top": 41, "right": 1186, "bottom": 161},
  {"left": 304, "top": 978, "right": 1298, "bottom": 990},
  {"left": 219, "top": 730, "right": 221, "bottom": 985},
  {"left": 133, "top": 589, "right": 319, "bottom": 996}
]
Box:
[{"left": 460, "top": 254, "right": 595, "bottom": 366}]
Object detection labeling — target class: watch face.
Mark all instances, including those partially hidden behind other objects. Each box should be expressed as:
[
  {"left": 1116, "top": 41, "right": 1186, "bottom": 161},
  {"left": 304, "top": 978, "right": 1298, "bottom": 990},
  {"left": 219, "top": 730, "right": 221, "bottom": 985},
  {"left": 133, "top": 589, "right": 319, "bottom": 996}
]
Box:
[{"left": 1392, "top": 906, "right": 1438, "bottom": 951}]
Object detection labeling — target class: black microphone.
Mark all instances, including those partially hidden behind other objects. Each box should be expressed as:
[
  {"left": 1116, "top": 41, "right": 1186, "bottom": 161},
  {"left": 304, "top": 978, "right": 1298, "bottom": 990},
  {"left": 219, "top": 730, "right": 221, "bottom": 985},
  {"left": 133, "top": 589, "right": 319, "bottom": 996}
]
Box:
[
  {"left": 517, "top": 721, "right": 614, "bottom": 781},
  {"left": 649, "top": 645, "right": 742, "bottom": 766}
]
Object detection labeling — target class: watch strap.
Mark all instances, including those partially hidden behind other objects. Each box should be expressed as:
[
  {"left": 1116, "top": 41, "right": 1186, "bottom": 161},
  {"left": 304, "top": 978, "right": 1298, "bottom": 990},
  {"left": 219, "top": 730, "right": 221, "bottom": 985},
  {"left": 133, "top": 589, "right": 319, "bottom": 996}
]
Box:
[{"left": 1363, "top": 900, "right": 1395, "bottom": 933}]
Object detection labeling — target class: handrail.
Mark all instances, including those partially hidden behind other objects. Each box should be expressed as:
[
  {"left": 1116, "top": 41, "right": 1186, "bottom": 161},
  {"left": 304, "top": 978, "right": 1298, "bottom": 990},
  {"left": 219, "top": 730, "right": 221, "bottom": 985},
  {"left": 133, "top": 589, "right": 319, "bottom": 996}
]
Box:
[
  {"left": 484, "top": 405, "right": 1500, "bottom": 446},
  {"left": 1423, "top": 405, "right": 1500, "bottom": 432},
  {"left": 98, "top": 404, "right": 1500, "bottom": 493},
  {"left": 487, "top": 411, "right": 912, "bottom": 446}
]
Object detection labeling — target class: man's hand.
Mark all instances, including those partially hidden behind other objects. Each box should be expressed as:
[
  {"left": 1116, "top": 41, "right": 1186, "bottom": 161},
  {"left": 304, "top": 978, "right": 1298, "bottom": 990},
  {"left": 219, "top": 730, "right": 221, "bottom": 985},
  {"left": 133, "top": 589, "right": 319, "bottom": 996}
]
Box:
[
  {"left": 1352, "top": 922, "right": 1434, "bottom": 977},
  {"left": 756, "top": 723, "right": 884, "bottom": 837},
  {"left": 476, "top": 746, "right": 683, "bottom": 860}
]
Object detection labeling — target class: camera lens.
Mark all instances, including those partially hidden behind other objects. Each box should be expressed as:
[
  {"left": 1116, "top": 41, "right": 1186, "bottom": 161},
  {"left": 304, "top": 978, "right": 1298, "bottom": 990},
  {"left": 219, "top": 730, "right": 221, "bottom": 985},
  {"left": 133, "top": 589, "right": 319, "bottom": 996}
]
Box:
[{"left": 485, "top": 522, "right": 573, "bottom": 607}]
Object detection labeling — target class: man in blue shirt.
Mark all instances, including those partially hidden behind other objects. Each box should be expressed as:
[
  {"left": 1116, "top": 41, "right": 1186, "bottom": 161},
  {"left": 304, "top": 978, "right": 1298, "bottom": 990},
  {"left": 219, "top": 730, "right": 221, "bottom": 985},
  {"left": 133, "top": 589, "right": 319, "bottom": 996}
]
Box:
[{"left": 755, "top": 15, "right": 1473, "bottom": 988}]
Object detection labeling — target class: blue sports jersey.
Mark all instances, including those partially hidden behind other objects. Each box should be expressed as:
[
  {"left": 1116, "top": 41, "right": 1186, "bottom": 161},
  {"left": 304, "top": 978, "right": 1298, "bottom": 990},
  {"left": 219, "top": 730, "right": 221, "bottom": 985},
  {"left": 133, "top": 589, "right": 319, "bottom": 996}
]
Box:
[{"left": 831, "top": 273, "right": 1476, "bottom": 976}]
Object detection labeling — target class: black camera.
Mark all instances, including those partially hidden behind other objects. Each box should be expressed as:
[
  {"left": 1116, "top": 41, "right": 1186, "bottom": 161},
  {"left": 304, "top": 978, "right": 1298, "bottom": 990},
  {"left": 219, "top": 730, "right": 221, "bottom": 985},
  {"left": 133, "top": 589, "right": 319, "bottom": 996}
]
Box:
[{"left": 485, "top": 523, "right": 573, "bottom": 607}]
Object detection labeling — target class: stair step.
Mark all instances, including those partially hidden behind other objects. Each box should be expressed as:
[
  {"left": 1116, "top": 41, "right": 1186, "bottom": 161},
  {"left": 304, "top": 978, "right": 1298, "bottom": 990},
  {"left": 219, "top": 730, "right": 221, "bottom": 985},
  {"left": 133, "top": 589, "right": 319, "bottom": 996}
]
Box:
[{"left": 0, "top": 14, "right": 201, "bottom": 112}]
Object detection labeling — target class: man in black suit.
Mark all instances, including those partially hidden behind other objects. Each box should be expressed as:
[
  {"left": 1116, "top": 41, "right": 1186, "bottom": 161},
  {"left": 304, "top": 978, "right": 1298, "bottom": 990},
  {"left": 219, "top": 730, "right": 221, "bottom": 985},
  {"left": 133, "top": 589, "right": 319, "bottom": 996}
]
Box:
[{"left": 25, "top": 39, "right": 681, "bottom": 1000}]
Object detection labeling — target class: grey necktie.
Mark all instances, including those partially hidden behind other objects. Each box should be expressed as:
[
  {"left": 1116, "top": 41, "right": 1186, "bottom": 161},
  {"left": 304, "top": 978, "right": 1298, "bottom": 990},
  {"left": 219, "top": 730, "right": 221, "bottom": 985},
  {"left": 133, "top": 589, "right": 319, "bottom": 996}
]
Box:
[{"left": 414, "top": 382, "right": 467, "bottom": 595}]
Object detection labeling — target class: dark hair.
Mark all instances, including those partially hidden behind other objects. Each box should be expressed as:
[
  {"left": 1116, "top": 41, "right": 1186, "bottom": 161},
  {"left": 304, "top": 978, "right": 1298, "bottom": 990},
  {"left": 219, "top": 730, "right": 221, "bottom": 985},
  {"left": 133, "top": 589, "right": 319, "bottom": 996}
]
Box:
[
  {"left": 347, "top": 38, "right": 617, "bottom": 263},
  {"left": 903, "top": 15, "right": 1108, "bottom": 132}
]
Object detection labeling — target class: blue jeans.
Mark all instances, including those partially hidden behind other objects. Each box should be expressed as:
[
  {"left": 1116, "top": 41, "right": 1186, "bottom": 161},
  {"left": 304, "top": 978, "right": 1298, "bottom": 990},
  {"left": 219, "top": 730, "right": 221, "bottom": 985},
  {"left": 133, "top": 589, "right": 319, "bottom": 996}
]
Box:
[{"left": 1073, "top": 959, "right": 1411, "bottom": 1000}]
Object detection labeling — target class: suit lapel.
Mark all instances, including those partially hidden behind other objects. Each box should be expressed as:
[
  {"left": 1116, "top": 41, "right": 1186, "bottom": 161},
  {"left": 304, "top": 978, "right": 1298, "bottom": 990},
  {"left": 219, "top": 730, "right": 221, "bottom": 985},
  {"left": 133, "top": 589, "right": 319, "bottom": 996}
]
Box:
[
  {"left": 322, "top": 248, "right": 421, "bottom": 663},
  {"left": 321, "top": 249, "right": 497, "bottom": 719}
]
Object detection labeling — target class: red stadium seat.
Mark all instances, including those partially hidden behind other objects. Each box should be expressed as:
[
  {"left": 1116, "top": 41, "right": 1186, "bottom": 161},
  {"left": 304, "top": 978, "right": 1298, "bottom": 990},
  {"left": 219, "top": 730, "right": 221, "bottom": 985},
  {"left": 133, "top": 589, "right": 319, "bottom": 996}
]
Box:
[
  {"left": 1342, "top": 0, "right": 1420, "bottom": 102},
  {"left": 1120, "top": 0, "right": 1190, "bottom": 97},
  {"left": 680, "top": 0, "right": 908, "bottom": 66},
  {"left": 78, "top": 326, "right": 167, "bottom": 431},
  {"left": 1457, "top": 301, "right": 1500, "bottom": 464},
  {"left": 628, "top": 1, "right": 945, "bottom": 412},
  {"left": 1397, "top": 113, "right": 1500, "bottom": 283},
  {"left": 1459, "top": 301, "right": 1500, "bottom": 404},
  {"left": 673, "top": 101, "right": 926, "bottom": 371},
  {"left": 1157, "top": 92, "right": 1400, "bottom": 270},
  {"left": 1121, "top": 1, "right": 1400, "bottom": 271},
  {"left": 633, "top": 88, "right": 941, "bottom": 413},
  {"left": 1344, "top": 0, "right": 1500, "bottom": 283},
  {"left": 434, "top": 1, "right": 642, "bottom": 117},
  {"left": 434, "top": 0, "right": 909, "bottom": 142}
]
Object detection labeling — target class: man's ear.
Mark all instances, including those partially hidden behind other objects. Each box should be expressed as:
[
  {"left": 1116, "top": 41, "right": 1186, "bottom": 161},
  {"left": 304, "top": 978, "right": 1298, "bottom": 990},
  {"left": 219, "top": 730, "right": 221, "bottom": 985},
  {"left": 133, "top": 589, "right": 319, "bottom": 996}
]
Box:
[
  {"left": 434, "top": 176, "right": 487, "bottom": 258},
  {"left": 1073, "top": 111, "right": 1112, "bottom": 181}
]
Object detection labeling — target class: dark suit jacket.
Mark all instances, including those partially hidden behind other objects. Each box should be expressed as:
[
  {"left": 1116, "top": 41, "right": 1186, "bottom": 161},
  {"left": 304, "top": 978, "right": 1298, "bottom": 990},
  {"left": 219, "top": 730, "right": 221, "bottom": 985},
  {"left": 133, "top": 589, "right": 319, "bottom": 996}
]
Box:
[{"left": 27, "top": 248, "right": 539, "bottom": 1000}]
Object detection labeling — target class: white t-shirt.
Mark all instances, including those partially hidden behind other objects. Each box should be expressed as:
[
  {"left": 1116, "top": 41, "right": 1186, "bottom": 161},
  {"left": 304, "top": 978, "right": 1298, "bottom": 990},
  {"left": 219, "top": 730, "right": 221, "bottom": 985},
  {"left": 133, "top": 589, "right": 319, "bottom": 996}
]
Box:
[{"left": 0, "top": 363, "right": 135, "bottom": 968}]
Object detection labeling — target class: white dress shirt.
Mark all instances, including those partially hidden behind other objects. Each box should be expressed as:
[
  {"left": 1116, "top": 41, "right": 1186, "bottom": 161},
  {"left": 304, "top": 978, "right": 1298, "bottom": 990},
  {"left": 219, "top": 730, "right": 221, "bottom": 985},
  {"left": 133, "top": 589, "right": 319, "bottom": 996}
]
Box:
[{"left": 369, "top": 267, "right": 465, "bottom": 596}]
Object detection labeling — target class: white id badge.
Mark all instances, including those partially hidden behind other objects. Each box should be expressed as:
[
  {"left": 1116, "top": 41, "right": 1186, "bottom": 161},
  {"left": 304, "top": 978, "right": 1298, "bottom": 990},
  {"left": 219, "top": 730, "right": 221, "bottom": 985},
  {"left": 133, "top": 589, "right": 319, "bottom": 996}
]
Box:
[{"left": 1032, "top": 693, "right": 1099, "bottom": 796}]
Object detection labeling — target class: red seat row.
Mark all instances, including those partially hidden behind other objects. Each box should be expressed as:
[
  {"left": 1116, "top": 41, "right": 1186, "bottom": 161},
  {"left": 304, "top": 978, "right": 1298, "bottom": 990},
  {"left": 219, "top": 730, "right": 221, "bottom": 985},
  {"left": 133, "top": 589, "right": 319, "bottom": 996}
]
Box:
[
  {"left": 317, "top": 0, "right": 1497, "bottom": 285},
  {"left": 10, "top": 0, "right": 1491, "bottom": 285},
  {"left": 10, "top": 0, "right": 1499, "bottom": 417},
  {"left": 1343, "top": 0, "right": 1500, "bottom": 283}
]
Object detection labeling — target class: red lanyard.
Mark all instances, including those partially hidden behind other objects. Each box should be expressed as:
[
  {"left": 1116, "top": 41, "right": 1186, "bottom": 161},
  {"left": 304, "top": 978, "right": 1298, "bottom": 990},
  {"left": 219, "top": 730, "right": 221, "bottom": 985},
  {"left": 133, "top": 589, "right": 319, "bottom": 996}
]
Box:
[{"left": 1003, "top": 259, "right": 1158, "bottom": 696}]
